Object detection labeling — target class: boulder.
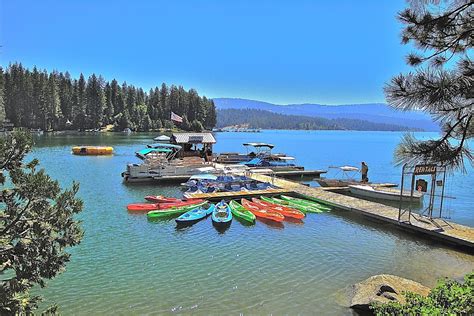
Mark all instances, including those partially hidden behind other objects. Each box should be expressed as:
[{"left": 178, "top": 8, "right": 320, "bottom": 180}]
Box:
[{"left": 347, "top": 274, "right": 431, "bottom": 312}]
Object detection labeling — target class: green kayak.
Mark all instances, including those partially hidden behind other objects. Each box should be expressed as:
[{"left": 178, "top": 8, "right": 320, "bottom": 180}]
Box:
[
  {"left": 280, "top": 195, "right": 331, "bottom": 212},
  {"left": 261, "top": 196, "right": 322, "bottom": 214},
  {"left": 229, "top": 200, "right": 256, "bottom": 224},
  {"left": 147, "top": 201, "right": 207, "bottom": 219}
]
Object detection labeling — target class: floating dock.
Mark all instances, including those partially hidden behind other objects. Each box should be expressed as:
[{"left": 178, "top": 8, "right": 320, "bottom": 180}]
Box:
[
  {"left": 246, "top": 173, "right": 474, "bottom": 250},
  {"left": 184, "top": 188, "right": 293, "bottom": 201}
]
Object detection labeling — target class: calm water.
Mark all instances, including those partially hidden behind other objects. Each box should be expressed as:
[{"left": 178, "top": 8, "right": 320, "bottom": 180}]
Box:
[{"left": 30, "top": 131, "right": 473, "bottom": 315}]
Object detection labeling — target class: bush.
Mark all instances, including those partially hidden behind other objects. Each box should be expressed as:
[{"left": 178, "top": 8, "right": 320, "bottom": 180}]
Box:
[{"left": 371, "top": 272, "right": 474, "bottom": 315}]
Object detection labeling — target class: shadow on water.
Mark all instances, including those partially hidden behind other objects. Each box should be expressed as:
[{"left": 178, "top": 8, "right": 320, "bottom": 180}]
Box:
[
  {"left": 234, "top": 217, "right": 256, "bottom": 227},
  {"left": 329, "top": 208, "right": 472, "bottom": 254},
  {"left": 257, "top": 218, "right": 285, "bottom": 229},
  {"left": 284, "top": 217, "right": 304, "bottom": 225},
  {"left": 212, "top": 221, "right": 232, "bottom": 234}
]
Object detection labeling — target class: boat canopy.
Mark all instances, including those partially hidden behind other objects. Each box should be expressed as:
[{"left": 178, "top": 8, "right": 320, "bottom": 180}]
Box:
[
  {"left": 339, "top": 166, "right": 359, "bottom": 172},
  {"left": 189, "top": 174, "right": 218, "bottom": 180},
  {"left": 243, "top": 142, "right": 275, "bottom": 149},
  {"left": 147, "top": 143, "right": 182, "bottom": 150},
  {"left": 137, "top": 148, "right": 172, "bottom": 156},
  {"left": 154, "top": 135, "right": 171, "bottom": 141}
]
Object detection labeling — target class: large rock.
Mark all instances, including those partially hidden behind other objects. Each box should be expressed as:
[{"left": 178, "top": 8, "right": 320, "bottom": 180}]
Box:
[{"left": 347, "top": 274, "right": 431, "bottom": 312}]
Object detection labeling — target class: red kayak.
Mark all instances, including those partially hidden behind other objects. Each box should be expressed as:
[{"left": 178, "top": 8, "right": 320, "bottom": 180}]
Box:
[
  {"left": 127, "top": 199, "right": 204, "bottom": 212},
  {"left": 252, "top": 198, "right": 305, "bottom": 219},
  {"left": 127, "top": 203, "right": 160, "bottom": 211},
  {"left": 144, "top": 195, "right": 182, "bottom": 203},
  {"left": 241, "top": 198, "right": 285, "bottom": 222}
]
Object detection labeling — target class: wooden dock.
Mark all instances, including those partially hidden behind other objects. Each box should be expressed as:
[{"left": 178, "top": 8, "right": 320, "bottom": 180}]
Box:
[
  {"left": 184, "top": 188, "right": 293, "bottom": 201},
  {"left": 248, "top": 173, "right": 474, "bottom": 250}
]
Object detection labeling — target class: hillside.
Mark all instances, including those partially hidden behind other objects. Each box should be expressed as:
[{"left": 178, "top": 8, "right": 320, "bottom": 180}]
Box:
[
  {"left": 217, "top": 109, "right": 422, "bottom": 131},
  {"left": 213, "top": 98, "right": 438, "bottom": 131}
]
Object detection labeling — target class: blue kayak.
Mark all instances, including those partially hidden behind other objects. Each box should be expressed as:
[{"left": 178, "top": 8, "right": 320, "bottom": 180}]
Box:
[
  {"left": 212, "top": 200, "right": 232, "bottom": 228},
  {"left": 175, "top": 203, "right": 215, "bottom": 226}
]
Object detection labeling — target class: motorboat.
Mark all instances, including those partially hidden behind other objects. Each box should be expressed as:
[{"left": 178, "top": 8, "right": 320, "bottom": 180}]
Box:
[
  {"left": 348, "top": 185, "right": 424, "bottom": 203},
  {"left": 316, "top": 165, "right": 363, "bottom": 187}
]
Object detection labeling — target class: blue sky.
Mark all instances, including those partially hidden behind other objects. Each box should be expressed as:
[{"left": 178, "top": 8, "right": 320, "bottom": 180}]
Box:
[{"left": 1, "top": 0, "right": 413, "bottom": 105}]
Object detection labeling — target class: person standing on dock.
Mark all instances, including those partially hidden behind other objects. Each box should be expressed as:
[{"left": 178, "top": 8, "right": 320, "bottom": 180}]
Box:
[{"left": 361, "top": 162, "right": 369, "bottom": 183}]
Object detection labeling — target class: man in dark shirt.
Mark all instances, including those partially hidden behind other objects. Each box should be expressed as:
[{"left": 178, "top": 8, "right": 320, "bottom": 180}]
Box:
[{"left": 361, "top": 162, "right": 369, "bottom": 183}]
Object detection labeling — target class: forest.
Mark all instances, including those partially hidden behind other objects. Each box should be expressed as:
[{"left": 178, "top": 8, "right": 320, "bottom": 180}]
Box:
[
  {"left": 0, "top": 63, "right": 217, "bottom": 132},
  {"left": 217, "top": 109, "right": 421, "bottom": 131}
]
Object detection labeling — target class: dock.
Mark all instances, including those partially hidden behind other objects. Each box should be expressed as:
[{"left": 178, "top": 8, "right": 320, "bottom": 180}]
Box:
[
  {"left": 184, "top": 188, "right": 293, "bottom": 201},
  {"left": 271, "top": 169, "right": 326, "bottom": 178},
  {"left": 246, "top": 173, "right": 474, "bottom": 250}
]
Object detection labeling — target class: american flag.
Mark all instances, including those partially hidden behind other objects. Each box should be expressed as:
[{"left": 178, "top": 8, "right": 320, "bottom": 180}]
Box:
[{"left": 171, "top": 112, "right": 183, "bottom": 123}]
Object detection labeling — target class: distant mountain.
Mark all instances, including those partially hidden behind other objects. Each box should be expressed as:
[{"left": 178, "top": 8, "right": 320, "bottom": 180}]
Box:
[
  {"left": 213, "top": 98, "right": 439, "bottom": 131},
  {"left": 217, "top": 109, "right": 423, "bottom": 132}
]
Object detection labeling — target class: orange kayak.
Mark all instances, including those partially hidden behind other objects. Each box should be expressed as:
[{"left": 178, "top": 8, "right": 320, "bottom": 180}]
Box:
[
  {"left": 252, "top": 198, "right": 305, "bottom": 219},
  {"left": 241, "top": 198, "right": 285, "bottom": 222}
]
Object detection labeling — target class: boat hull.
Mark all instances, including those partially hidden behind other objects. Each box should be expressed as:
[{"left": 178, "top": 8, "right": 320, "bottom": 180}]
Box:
[
  {"left": 229, "top": 200, "right": 256, "bottom": 223},
  {"left": 348, "top": 185, "right": 423, "bottom": 203}
]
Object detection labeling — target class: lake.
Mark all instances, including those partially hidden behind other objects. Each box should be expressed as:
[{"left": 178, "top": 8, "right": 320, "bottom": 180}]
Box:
[{"left": 31, "top": 130, "right": 473, "bottom": 315}]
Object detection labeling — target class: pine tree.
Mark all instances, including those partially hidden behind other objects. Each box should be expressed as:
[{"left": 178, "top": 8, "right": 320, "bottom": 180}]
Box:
[
  {"left": 0, "top": 130, "right": 83, "bottom": 314},
  {"left": 73, "top": 74, "right": 87, "bottom": 129},
  {"left": 46, "top": 73, "right": 62, "bottom": 130},
  {"left": 104, "top": 82, "right": 114, "bottom": 125},
  {"left": 385, "top": 0, "right": 473, "bottom": 171},
  {"left": 85, "top": 74, "right": 105, "bottom": 129},
  {"left": 0, "top": 67, "right": 5, "bottom": 122}
]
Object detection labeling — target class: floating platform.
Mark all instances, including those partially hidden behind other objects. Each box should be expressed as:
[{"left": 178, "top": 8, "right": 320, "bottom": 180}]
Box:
[
  {"left": 271, "top": 169, "right": 327, "bottom": 178},
  {"left": 184, "top": 188, "right": 292, "bottom": 201},
  {"left": 247, "top": 173, "right": 474, "bottom": 250}
]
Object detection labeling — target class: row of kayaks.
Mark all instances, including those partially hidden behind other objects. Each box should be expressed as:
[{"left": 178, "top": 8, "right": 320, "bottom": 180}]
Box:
[{"left": 126, "top": 195, "right": 331, "bottom": 227}]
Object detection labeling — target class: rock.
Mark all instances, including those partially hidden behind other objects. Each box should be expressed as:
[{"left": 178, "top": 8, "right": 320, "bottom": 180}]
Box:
[{"left": 347, "top": 274, "right": 431, "bottom": 312}]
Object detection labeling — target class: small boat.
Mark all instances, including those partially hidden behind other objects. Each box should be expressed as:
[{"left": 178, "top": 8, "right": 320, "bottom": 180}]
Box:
[
  {"left": 348, "top": 185, "right": 424, "bottom": 203},
  {"left": 261, "top": 196, "right": 322, "bottom": 214},
  {"left": 212, "top": 200, "right": 232, "bottom": 228},
  {"left": 72, "top": 146, "right": 113, "bottom": 155},
  {"left": 241, "top": 198, "right": 285, "bottom": 222},
  {"left": 127, "top": 199, "right": 204, "bottom": 211},
  {"left": 229, "top": 200, "right": 256, "bottom": 224},
  {"left": 147, "top": 201, "right": 207, "bottom": 219},
  {"left": 144, "top": 195, "right": 183, "bottom": 203},
  {"left": 280, "top": 195, "right": 331, "bottom": 212},
  {"left": 157, "top": 199, "right": 205, "bottom": 210},
  {"left": 252, "top": 198, "right": 305, "bottom": 219},
  {"left": 175, "top": 203, "right": 215, "bottom": 226},
  {"left": 127, "top": 203, "right": 160, "bottom": 212}
]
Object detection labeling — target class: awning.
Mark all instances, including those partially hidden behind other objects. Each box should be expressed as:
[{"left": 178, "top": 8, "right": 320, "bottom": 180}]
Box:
[{"left": 172, "top": 132, "right": 216, "bottom": 144}]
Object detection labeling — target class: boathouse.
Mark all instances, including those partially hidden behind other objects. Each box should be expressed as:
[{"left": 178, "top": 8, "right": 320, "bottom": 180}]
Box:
[{"left": 171, "top": 132, "right": 216, "bottom": 161}]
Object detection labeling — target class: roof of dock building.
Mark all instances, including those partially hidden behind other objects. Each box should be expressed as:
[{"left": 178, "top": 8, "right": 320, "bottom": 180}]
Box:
[{"left": 172, "top": 132, "right": 216, "bottom": 144}]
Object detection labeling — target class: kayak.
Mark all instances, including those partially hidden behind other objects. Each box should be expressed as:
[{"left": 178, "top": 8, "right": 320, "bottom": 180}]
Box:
[
  {"left": 147, "top": 201, "right": 207, "bottom": 219},
  {"left": 127, "top": 203, "right": 160, "bottom": 211},
  {"left": 144, "top": 195, "right": 181, "bottom": 203},
  {"left": 175, "top": 203, "right": 215, "bottom": 226},
  {"left": 260, "top": 196, "right": 322, "bottom": 214},
  {"left": 252, "top": 198, "right": 305, "bottom": 219},
  {"left": 157, "top": 199, "right": 205, "bottom": 210},
  {"left": 212, "top": 200, "right": 232, "bottom": 228},
  {"left": 127, "top": 199, "right": 204, "bottom": 211},
  {"left": 229, "top": 200, "right": 256, "bottom": 224},
  {"left": 280, "top": 195, "right": 331, "bottom": 211},
  {"left": 241, "top": 198, "right": 284, "bottom": 222}
]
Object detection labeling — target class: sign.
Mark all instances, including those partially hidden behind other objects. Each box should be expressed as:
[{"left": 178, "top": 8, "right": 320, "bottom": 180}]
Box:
[
  {"left": 414, "top": 164, "right": 437, "bottom": 175},
  {"left": 188, "top": 136, "right": 204, "bottom": 143}
]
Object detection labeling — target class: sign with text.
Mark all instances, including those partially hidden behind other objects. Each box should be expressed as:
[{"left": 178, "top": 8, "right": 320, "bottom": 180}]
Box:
[
  {"left": 188, "top": 136, "right": 204, "bottom": 143},
  {"left": 414, "top": 164, "right": 437, "bottom": 175}
]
